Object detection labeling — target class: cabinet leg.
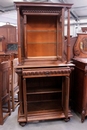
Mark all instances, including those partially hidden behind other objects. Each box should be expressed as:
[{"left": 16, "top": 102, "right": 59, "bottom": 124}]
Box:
[
  {"left": 81, "top": 110, "right": 86, "bottom": 123},
  {"left": 19, "top": 122, "right": 26, "bottom": 127},
  {"left": 64, "top": 117, "right": 70, "bottom": 122}
]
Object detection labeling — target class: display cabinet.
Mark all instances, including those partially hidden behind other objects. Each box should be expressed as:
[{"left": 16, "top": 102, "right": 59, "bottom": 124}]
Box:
[
  {"left": 72, "top": 33, "right": 87, "bottom": 122},
  {"left": 14, "top": 2, "right": 73, "bottom": 126}
]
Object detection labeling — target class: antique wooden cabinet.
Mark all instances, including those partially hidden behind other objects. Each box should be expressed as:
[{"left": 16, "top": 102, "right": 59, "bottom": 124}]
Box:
[
  {"left": 0, "top": 61, "right": 11, "bottom": 125},
  {"left": 0, "top": 25, "right": 18, "bottom": 113},
  {"left": 0, "top": 23, "right": 17, "bottom": 43},
  {"left": 0, "top": 36, "right": 6, "bottom": 55},
  {"left": 81, "top": 27, "right": 87, "bottom": 32},
  {"left": 0, "top": 23, "right": 18, "bottom": 55},
  {"left": 10, "top": 58, "right": 19, "bottom": 111},
  {"left": 14, "top": 2, "right": 73, "bottom": 126},
  {"left": 72, "top": 33, "right": 87, "bottom": 122}
]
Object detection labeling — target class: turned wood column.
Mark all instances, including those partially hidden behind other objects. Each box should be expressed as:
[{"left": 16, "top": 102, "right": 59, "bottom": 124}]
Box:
[
  {"left": 81, "top": 73, "right": 87, "bottom": 122},
  {"left": 23, "top": 78, "right": 27, "bottom": 121},
  {"left": 17, "top": 7, "right": 22, "bottom": 64},
  {"left": 67, "top": 8, "right": 70, "bottom": 62},
  {"left": 24, "top": 15, "right": 27, "bottom": 58},
  {"left": 65, "top": 76, "right": 70, "bottom": 121}
]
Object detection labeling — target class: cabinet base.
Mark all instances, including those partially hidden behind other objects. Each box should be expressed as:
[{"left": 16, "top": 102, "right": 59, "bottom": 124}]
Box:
[{"left": 18, "top": 107, "right": 72, "bottom": 125}]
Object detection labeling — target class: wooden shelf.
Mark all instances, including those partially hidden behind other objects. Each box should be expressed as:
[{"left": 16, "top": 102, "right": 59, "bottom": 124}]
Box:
[
  {"left": 27, "top": 30, "right": 57, "bottom": 32},
  {"left": 27, "top": 42, "right": 56, "bottom": 44},
  {"left": 26, "top": 88, "right": 62, "bottom": 95}
]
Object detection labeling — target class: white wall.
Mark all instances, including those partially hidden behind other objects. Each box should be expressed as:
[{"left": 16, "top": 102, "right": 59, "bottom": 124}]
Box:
[{"left": 64, "top": 18, "right": 87, "bottom": 37}]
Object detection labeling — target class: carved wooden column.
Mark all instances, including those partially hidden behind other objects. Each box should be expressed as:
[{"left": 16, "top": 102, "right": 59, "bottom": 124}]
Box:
[
  {"left": 62, "top": 75, "right": 70, "bottom": 121},
  {"left": 81, "top": 73, "right": 87, "bottom": 122},
  {"left": 17, "top": 7, "right": 22, "bottom": 64},
  {"left": 67, "top": 8, "right": 70, "bottom": 62},
  {"left": 62, "top": 8, "right": 64, "bottom": 61},
  {"left": 24, "top": 15, "right": 27, "bottom": 58},
  {"left": 15, "top": 69, "right": 23, "bottom": 114},
  {"left": 23, "top": 78, "right": 27, "bottom": 122},
  {"left": 65, "top": 76, "right": 70, "bottom": 121}
]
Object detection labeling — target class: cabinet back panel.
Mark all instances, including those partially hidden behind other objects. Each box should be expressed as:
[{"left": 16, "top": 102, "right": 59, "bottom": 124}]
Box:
[
  {"left": 27, "top": 93, "right": 62, "bottom": 102},
  {"left": 26, "top": 77, "right": 62, "bottom": 90},
  {"left": 27, "top": 43, "right": 56, "bottom": 56},
  {"left": 27, "top": 31, "right": 56, "bottom": 43},
  {"left": 26, "top": 15, "right": 62, "bottom": 57},
  {"left": 27, "top": 15, "right": 57, "bottom": 30}
]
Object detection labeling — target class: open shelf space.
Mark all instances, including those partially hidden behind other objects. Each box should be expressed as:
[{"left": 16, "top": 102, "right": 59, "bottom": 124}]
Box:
[{"left": 27, "top": 100, "right": 62, "bottom": 112}]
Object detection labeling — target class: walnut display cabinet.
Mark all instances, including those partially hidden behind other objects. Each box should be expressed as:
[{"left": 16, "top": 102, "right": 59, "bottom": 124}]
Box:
[{"left": 14, "top": 2, "right": 73, "bottom": 126}]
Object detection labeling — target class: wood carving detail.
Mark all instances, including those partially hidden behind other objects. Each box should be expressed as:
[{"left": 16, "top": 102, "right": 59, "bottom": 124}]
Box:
[
  {"left": 22, "top": 69, "right": 71, "bottom": 76},
  {"left": 22, "top": 9, "right": 60, "bottom": 14}
]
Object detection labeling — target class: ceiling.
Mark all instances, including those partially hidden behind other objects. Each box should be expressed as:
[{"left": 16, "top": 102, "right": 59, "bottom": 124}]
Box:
[{"left": 0, "top": 0, "right": 87, "bottom": 26}]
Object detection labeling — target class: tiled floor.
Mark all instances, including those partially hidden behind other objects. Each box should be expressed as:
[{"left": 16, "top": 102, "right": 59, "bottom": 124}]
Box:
[{"left": 0, "top": 107, "right": 87, "bottom": 130}]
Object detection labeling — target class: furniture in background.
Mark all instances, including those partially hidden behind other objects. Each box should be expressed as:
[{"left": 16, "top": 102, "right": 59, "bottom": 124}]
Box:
[
  {"left": 64, "top": 36, "right": 77, "bottom": 60},
  {"left": 0, "top": 23, "right": 18, "bottom": 55},
  {"left": 0, "top": 22, "right": 17, "bottom": 43},
  {"left": 0, "top": 61, "right": 11, "bottom": 125},
  {"left": 0, "top": 28, "right": 19, "bottom": 111},
  {"left": 72, "top": 33, "right": 87, "bottom": 122},
  {"left": 0, "top": 35, "right": 6, "bottom": 55},
  {"left": 15, "top": 2, "right": 73, "bottom": 126},
  {"left": 81, "top": 27, "right": 87, "bottom": 32},
  {"left": 10, "top": 58, "right": 19, "bottom": 111}
]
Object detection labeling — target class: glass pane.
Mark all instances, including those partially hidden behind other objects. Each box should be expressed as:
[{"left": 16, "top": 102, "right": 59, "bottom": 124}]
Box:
[{"left": 7, "top": 44, "right": 18, "bottom": 51}]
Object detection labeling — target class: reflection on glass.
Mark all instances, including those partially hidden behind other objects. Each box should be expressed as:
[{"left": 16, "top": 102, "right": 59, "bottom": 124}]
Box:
[{"left": 7, "top": 44, "right": 18, "bottom": 51}]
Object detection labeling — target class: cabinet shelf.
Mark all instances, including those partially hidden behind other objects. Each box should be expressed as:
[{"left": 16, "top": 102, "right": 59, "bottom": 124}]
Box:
[
  {"left": 27, "top": 30, "right": 57, "bottom": 32},
  {"left": 27, "top": 42, "right": 56, "bottom": 44},
  {"left": 26, "top": 88, "right": 62, "bottom": 95}
]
